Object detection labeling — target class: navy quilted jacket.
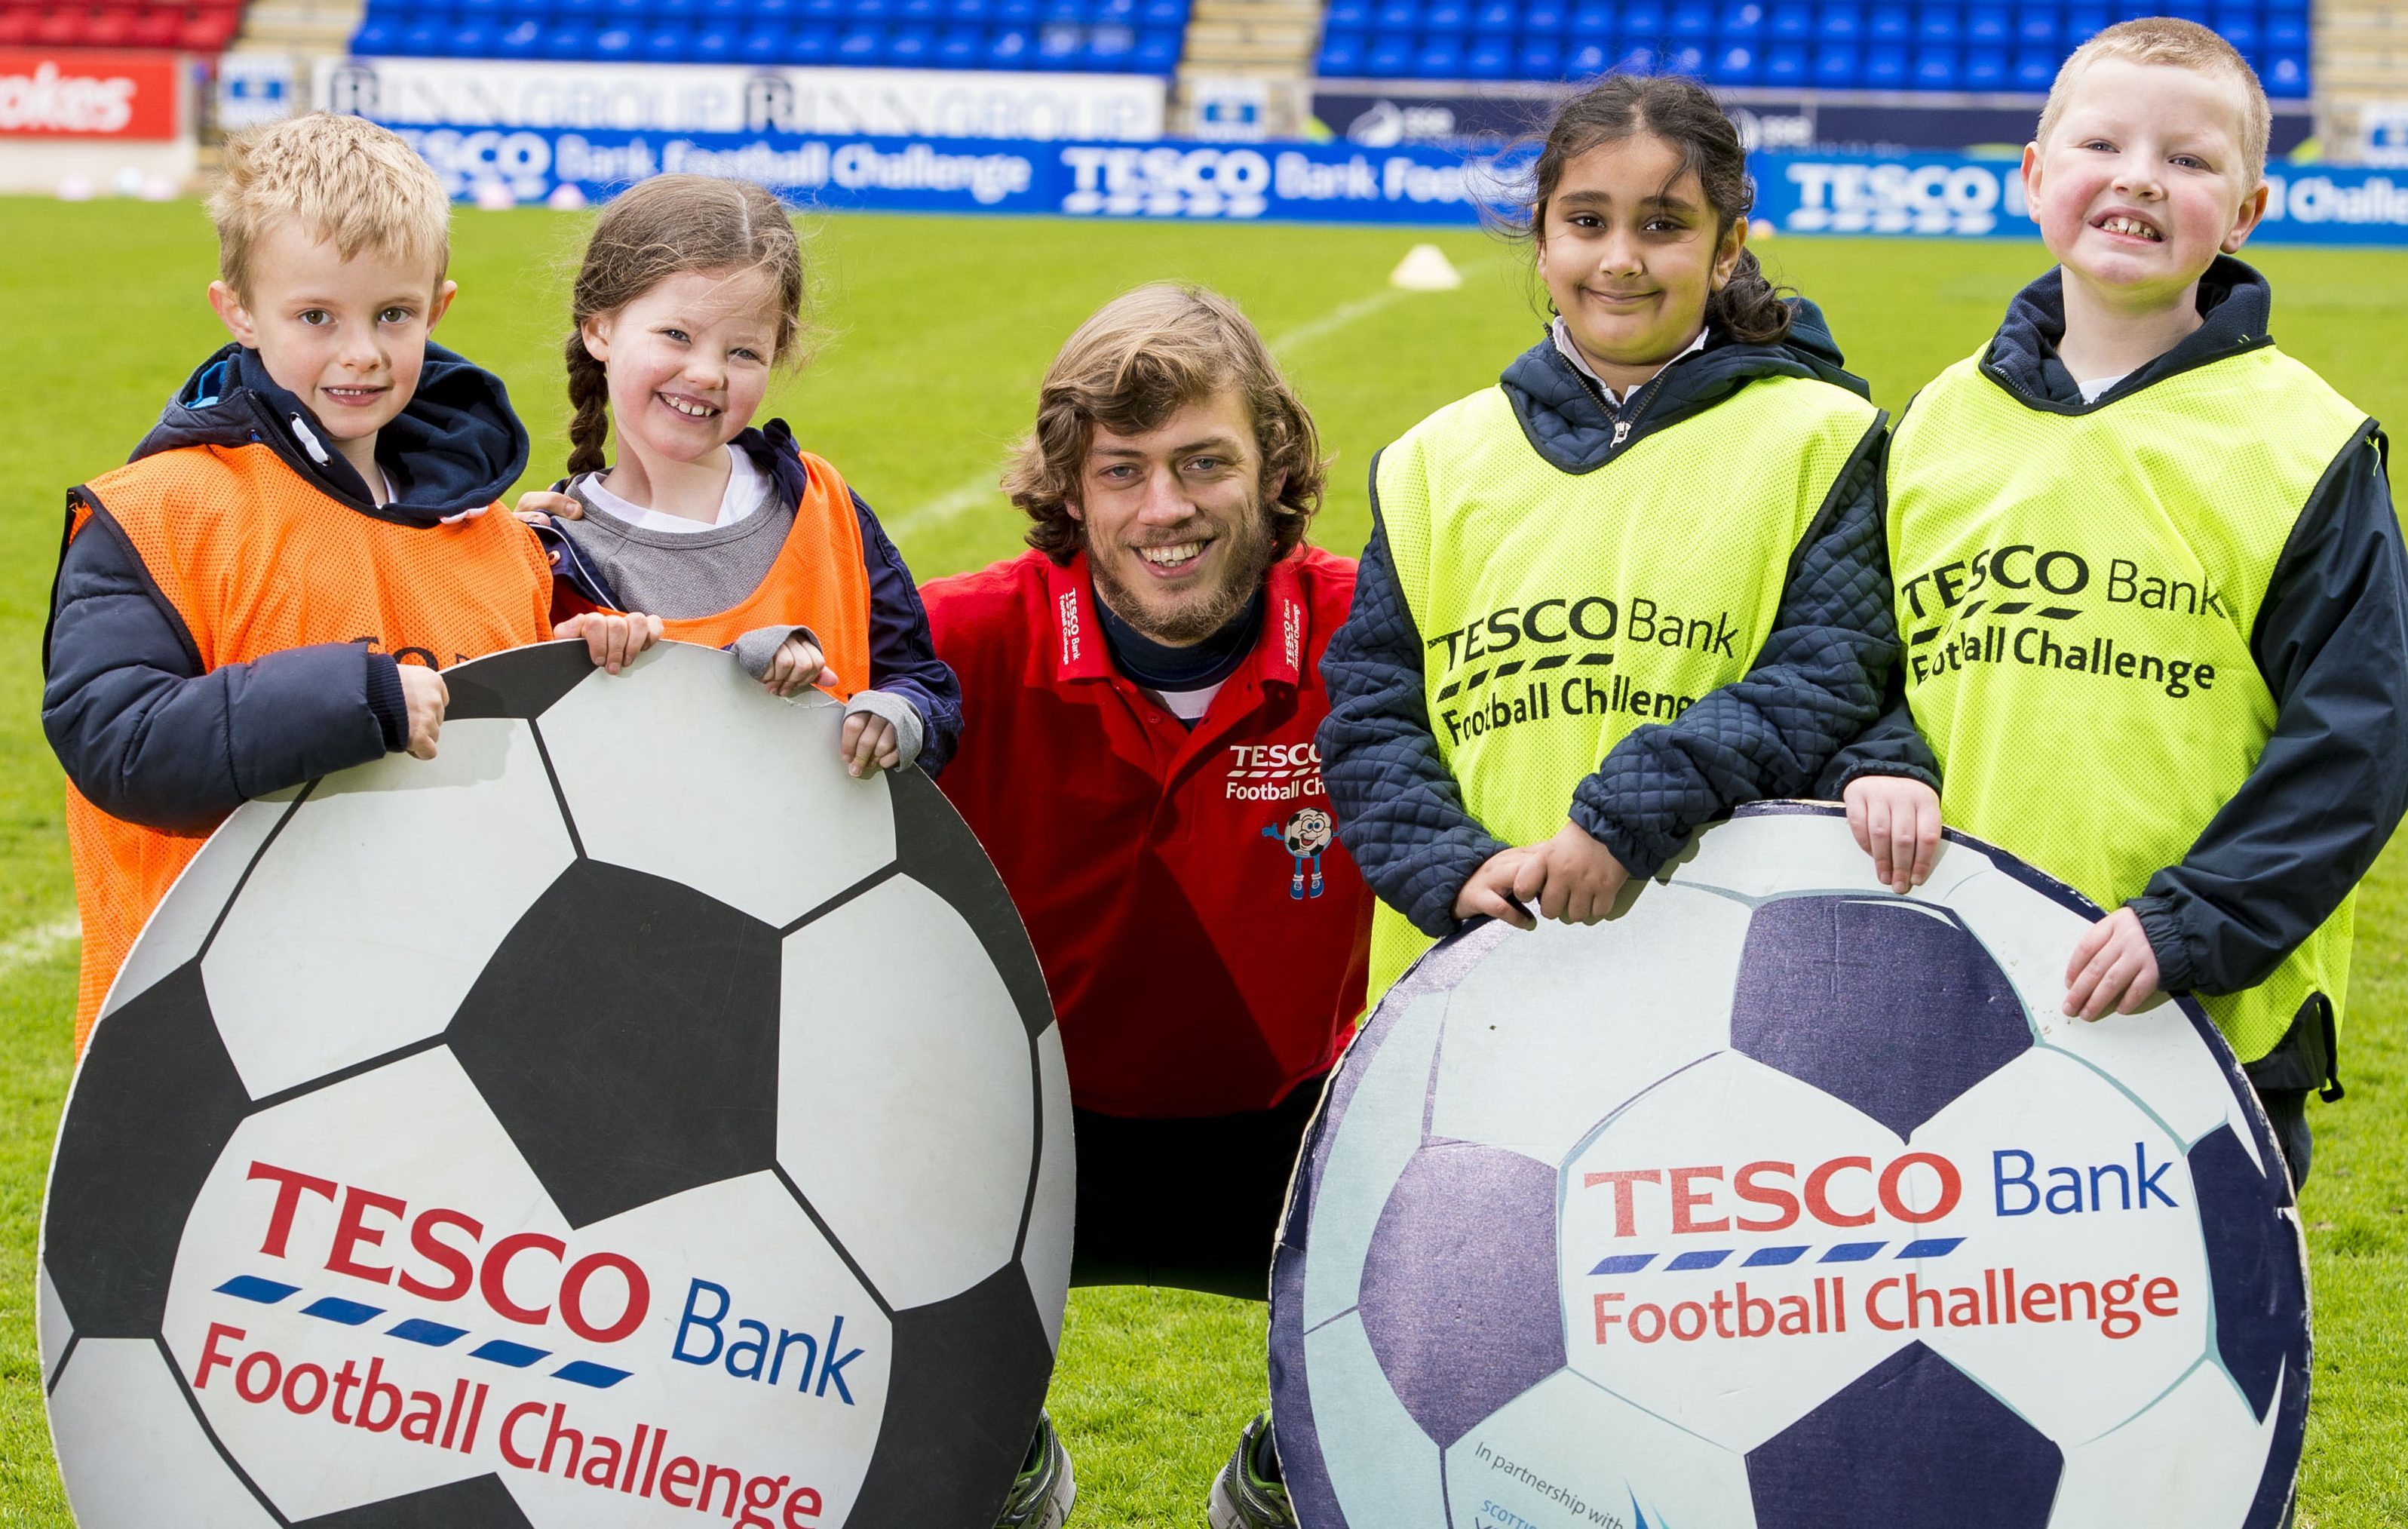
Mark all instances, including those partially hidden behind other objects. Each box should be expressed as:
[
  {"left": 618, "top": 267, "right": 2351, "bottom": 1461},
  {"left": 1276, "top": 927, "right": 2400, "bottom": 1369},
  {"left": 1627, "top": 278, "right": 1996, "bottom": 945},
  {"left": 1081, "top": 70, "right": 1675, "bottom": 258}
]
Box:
[{"left": 1317, "top": 303, "right": 1908, "bottom": 940}]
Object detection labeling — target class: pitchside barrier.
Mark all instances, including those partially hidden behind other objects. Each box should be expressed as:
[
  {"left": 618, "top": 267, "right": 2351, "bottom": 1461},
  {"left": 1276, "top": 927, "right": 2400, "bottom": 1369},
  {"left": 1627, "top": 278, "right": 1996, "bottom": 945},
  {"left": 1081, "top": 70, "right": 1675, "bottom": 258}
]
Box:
[{"left": 387, "top": 121, "right": 2408, "bottom": 245}]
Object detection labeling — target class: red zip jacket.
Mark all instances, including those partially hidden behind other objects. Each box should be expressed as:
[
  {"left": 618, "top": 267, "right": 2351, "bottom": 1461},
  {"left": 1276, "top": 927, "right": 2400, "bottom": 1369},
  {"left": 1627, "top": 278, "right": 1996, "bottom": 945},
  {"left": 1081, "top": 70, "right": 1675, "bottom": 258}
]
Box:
[{"left": 924, "top": 546, "right": 1372, "bottom": 1118}]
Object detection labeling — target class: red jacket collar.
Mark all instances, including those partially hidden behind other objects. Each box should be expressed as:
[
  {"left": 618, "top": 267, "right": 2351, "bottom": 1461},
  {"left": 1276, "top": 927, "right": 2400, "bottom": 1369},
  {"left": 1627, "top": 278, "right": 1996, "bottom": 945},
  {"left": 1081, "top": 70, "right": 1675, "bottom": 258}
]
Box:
[{"left": 1044, "top": 548, "right": 1311, "bottom": 688}]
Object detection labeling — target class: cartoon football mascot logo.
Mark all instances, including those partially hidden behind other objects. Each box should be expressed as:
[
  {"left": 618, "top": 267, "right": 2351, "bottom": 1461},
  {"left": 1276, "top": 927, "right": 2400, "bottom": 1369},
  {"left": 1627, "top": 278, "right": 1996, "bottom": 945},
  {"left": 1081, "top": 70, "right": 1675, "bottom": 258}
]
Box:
[{"left": 1263, "top": 809, "right": 1335, "bottom": 901}]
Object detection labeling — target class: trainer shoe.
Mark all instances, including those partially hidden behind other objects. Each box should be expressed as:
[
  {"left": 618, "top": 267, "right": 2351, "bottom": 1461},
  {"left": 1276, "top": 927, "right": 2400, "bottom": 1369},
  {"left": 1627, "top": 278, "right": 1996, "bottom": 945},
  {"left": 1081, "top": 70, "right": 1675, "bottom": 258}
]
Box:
[
  {"left": 1207, "top": 1411, "right": 1297, "bottom": 1529},
  {"left": 995, "top": 1411, "right": 1075, "bottom": 1529}
]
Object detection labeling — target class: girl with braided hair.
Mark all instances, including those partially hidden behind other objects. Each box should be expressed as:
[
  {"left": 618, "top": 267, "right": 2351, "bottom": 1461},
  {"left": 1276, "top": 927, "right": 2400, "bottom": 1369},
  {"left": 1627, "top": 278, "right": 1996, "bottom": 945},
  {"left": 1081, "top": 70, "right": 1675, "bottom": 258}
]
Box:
[{"left": 519, "top": 174, "right": 960, "bottom": 776}]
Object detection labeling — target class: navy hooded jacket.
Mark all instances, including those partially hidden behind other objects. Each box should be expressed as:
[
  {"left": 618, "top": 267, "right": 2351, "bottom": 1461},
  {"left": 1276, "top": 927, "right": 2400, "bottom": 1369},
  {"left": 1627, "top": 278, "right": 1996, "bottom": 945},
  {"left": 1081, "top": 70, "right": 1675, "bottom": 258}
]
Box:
[
  {"left": 1318, "top": 302, "right": 1903, "bottom": 940},
  {"left": 43, "top": 342, "right": 532, "bottom": 832},
  {"left": 1825, "top": 260, "right": 2408, "bottom": 1097}
]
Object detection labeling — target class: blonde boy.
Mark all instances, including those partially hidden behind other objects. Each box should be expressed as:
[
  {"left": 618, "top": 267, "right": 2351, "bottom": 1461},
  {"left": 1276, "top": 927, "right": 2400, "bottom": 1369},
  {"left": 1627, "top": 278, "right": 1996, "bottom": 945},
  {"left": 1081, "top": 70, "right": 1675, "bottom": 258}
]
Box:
[
  {"left": 1827, "top": 20, "right": 2408, "bottom": 1185},
  {"left": 41, "top": 113, "right": 640, "bottom": 1055}
]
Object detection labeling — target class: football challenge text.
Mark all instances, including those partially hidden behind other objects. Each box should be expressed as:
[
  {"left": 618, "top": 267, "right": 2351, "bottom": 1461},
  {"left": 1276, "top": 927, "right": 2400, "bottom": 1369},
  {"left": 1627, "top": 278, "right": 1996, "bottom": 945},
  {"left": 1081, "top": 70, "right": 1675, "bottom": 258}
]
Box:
[
  {"left": 186, "top": 1162, "right": 869, "bottom": 1524},
  {"left": 1580, "top": 1143, "right": 2189, "bottom": 1348},
  {"left": 1900, "top": 548, "right": 2230, "bottom": 698},
  {"left": 1422, "top": 594, "right": 1743, "bottom": 747}
]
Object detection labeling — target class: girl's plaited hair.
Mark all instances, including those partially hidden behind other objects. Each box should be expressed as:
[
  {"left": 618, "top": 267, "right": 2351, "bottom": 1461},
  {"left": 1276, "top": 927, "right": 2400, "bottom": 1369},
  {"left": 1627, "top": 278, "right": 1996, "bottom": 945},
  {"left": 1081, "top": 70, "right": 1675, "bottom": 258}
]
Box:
[
  {"left": 563, "top": 175, "right": 808, "bottom": 476},
  {"left": 1518, "top": 73, "right": 1793, "bottom": 343}
]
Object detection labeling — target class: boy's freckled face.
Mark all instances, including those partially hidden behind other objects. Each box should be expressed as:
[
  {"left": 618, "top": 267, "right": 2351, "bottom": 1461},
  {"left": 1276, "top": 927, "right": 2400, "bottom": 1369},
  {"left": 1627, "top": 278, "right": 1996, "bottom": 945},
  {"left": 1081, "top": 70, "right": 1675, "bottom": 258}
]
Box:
[
  {"left": 581, "top": 267, "right": 781, "bottom": 470},
  {"left": 210, "top": 220, "right": 453, "bottom": 445},
  {"left": 2026, "top": 58, "right": 2263, "bottom": 307}
]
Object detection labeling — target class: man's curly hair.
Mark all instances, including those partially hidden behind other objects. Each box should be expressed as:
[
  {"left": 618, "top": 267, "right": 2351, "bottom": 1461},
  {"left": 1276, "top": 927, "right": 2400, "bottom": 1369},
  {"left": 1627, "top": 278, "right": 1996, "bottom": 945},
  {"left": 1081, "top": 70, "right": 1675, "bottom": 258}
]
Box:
[{"left": 1003, "top": 284, "right": 1327, "bottom": 565}]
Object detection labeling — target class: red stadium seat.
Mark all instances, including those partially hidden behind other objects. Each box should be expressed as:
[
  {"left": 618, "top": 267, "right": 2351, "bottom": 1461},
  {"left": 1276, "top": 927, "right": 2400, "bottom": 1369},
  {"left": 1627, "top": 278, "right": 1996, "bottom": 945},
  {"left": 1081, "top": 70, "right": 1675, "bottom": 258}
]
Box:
[{"left": 126, "top": 5, "right": 179, "bottom": 42}]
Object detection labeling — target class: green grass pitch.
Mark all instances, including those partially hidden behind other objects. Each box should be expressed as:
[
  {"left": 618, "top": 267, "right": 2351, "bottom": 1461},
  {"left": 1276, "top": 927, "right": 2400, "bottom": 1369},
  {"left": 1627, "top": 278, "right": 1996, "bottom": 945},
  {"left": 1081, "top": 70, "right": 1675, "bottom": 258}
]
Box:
[{"left": 0, "top": 197, "right": 2402, "bottom": 1526}]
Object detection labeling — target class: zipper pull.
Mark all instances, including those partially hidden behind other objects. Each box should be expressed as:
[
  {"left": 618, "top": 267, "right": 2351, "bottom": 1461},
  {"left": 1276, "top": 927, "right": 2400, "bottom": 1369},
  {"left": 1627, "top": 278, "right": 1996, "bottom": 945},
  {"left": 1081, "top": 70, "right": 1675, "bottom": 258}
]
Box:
[{"left": 1611, "top": 419, "right": 1631, "bottom": 448}]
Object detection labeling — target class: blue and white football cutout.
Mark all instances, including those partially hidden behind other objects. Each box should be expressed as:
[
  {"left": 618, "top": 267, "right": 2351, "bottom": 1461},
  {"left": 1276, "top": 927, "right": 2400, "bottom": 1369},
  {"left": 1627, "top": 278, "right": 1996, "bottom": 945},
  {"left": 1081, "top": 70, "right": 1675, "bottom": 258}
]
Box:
[
  {"left": 1269, "top": 803, "right": 2307, "bottom": 1529},
  {"left": 41, "top": 641, "right": 1075, "bottom": 1529}
]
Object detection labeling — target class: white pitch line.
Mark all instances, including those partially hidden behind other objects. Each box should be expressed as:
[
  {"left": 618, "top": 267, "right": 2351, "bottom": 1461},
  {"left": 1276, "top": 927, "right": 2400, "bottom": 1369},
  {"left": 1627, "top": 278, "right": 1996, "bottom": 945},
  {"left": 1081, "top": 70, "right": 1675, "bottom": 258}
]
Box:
[
  {"left": 0, "top": 916, "right": 79, "bottom": 981},
  {"left": 885, "top": 261, "right": 1502, "bottom": 540}
]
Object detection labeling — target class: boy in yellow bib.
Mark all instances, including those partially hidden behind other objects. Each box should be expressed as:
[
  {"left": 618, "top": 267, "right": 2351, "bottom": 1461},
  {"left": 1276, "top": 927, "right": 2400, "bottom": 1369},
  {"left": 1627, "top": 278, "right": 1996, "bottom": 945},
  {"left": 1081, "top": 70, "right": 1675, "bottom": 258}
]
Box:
[{"left": 1832, "top": 19, "right": 2408, "bottom": 1187}]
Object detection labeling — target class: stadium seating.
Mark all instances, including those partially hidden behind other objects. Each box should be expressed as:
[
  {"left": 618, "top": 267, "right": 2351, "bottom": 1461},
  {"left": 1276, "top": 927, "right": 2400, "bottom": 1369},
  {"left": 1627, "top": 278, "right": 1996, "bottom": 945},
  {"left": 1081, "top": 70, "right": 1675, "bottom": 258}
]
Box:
[
  {"left": 349, "top": 0, "right": 1188, "bottom": 70},
  {"left": 0, "top": 0, "right": 242, "bottom": 50},
  {"left": 1311, "top": 0, "right": 2311, "bottom": 97}
]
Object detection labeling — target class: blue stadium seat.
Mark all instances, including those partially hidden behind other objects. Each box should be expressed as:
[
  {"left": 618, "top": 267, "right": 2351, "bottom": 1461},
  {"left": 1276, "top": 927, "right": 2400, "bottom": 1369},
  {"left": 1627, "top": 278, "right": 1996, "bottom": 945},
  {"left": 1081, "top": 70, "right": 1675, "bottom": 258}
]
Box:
[
  {"left": 1569, "top": 0, "right": 1615, "bottom": 36},
  {"left": 897, "top": 0, "right": 942, "bottom": 17},
  {"left": 1088, "top": 21, "right": 1134, "bottom": 63},
  {"left": 2262, "top": 11, "right": 2305, "bottom": 48},
  {"left": 1619, "top": 0, "right": 1664, "bottom": 37},
  {"left": 658, "top": 0, "right": 697, "bottom": 23},
  {"left": 738, "top": 23, "right": 787, "bottom": 57},
  {"left": 1867, "top": 2, "right": 1906, "bottom": 40},
  {"left": 1517, "top": 33, "right": 1562, "bottom": 72},
  {"left": 1811, "top": 38, "right": 1856, "bottom": 80},
  {"left": 784, "top": 19, "right": 831, "bottom": 56},
  {"left": 692, "top": 24, "right": 736, "bottom": 57},
  {"left": 1764, "top": 38, "right": 1805, "bottom": 77},
  {"left": 1769, "top": 0, "right": 1810, "bottom": 37},
  {"left": 886, "top": 20, "right": 934, "bottom": 56},
  {"left": 1664, "top": 37, "right": 1706, "bottom": 69},
  {"left": 1425, "top": 0, "right": 1469, "bottom": 31},
  {"left": 1327, "top": 0, "right": 1370, "bottom": 27},
  {"left": 593, "top": 20, "right": 636, "bottom": 51},
  {"left": 948, "top": 0, "right": 990, "bottom": 20},
  {"left": 2011, "top": 45, "right": 2053, "bottom": 87},
  {"left": 495, "top": 16, "right": 543, "bottom": 51},
  {"left": 2014, "top": 2, "right": 2056, "bottom": 45},
  {"left": 2212, "top": 6, "right": 2256, "bottom": 51},
  {"left": 2064, "top": 4, "right": 2107, "bottom": 41},
  {"left": 1964, "top": 2, "right": 2004, "bottom": 41},
  {"left": 929, "top": 22, "right": 977, "bottom": 58},
  {"left": 995, "top": 0, "right": 1041, "bottom": 23},
  {"left": 643, "top": 22, "right": 691, "bottom": 58},
  {"left": 1862, "top": 39, "right": 1905, "bottom": 82},
  {"left": 1962, "top": 42, "right": 2002, "bottom": 85},
  {"left": 1042, "top": 0, "right": 1086, "bottom": 24},
  {"left": 1669, "top": 0, "right": 1711, "bottom": 36},
  {"left": 1815, "top": 0, "right": 1859, "bottom": 37},
  {"left": 1466, "top": 29, "right": 1511, "bottom": 72},
  {"left": 1035, "top": 20, "right": 1084, "bottom": 63},
  {"left": 1913, "top": 41, "right": 1955, "bottom": 85},
  {"left": 1524, "top": 0, "right": 1566, "bottom": 29},
  {"left": 1415, "top": 32, "right": 1463, "bottom": 72},
  {"left": 399, "top": 18, "right": 445, "bottom": 50},
  {"left": 1139, "top": 0, "right": 1183, "bottom": 22},
  {"left": 2162, "top": 0, "right": 2210, "bottom": 21},
  {"left": 1916, "top": 3, "right": 1957, "bottom": 44},
  {"left": 1610, "top": 37, "right": 1659, "bottom": 69},
  {"left": 1133, "top": 26, "right": 1180, "bottom": 68},
  {"left": 446, "top": 22, "right": 495, "bottom": 53},
  {"left": 836, "top": 21, "right": 882, "bottom": 57},
  {"left": 1711, "top": 38, "right": 1756, "bottom": 78},
  {"left": 984, "top": 23, "right": 1032, "bottom": 63},
  {"left": 1094, "top": 0, "right": 1138, "bottom": 23},
  {"left": 801, "top": 0, "right": 842, "bottom": 20},
  {"left": 1720, "top": 0, "right": 1763, "bottom": 38},
  {"left": 353, "top": 16, "right": 400, "bottom": 48},
  {"left": 1366, "top": 29, "right": 1414, "bottom": 69},
  {"left": 705, "top": 0, "right": 747, "bottom": 20},
  {"left": 1471, "top": 0, "right": 1512, "bottom": 26},
  {"left": 1562, "top": 36, "right": 1610, "bottom": 70},
  {"left": 1373, "top": 0, "right": 1415, "bottom": 29},
  {"left": 2262, "top": 51, "right": 2305, "bottom": 95},
  {"left": 541, "top": 19, "right": 594, "bottom": 54},
  {"left": 1319, "top": 27, "right": 1366, "bottom": 67},
  {"left": 457, "top": 0, "right": 498, "bottom": 20}
]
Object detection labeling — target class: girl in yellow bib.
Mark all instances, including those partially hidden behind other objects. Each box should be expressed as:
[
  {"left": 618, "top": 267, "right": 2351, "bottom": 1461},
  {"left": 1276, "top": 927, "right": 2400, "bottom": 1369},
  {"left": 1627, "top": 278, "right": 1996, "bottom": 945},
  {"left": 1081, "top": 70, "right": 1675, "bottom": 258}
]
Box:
[
  {"left": 520, "top": 175, "right": 961, "bottom": 777},
  {"left": 1319, "top": 74, "right": 1905, "bottom": 1001}
]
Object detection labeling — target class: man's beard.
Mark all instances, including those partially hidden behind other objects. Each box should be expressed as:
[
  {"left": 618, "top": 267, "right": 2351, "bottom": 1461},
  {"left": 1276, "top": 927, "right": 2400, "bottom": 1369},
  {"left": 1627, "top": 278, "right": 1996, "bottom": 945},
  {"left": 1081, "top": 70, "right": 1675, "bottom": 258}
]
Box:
[{"left": 1089, "top": 508, "right": 1277, "bottom": 645}]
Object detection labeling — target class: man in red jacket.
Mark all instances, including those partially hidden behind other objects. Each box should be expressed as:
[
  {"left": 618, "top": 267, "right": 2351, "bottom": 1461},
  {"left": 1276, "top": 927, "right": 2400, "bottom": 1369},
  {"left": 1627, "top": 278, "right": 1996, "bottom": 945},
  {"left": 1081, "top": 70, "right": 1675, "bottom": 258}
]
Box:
[{"left": 923, "top": 284, "right": 1370, "bottom": 1529}]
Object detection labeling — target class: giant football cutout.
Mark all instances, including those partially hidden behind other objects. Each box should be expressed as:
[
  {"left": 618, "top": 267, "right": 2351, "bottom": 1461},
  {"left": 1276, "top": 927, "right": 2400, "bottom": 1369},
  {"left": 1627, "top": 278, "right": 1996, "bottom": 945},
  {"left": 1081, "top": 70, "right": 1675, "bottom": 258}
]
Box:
[
  {"left": 1270, "top": 803, "right": 2308, "bottom": 1529},
  {"left": 41, "top": 641, "right": 1075, "bottom": 1529}
]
